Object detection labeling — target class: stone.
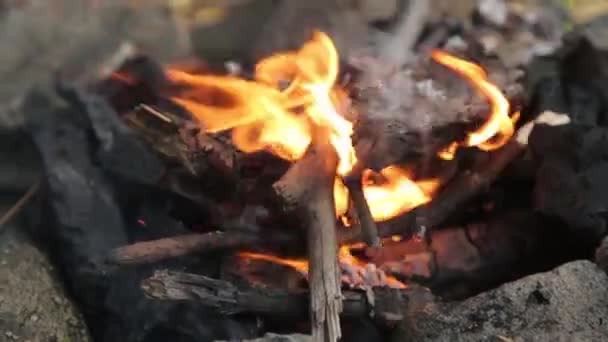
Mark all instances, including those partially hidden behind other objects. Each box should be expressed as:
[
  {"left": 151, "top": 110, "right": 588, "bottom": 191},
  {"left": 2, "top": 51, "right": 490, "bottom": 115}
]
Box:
[{"left": 395, "top": 261, "right": 608, "bottom": 342}]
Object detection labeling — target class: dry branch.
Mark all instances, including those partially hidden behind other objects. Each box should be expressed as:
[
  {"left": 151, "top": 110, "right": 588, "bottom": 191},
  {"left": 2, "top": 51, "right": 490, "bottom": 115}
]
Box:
[
  {"left": 106, "top": 231, "right": 260, "bottom": 265},
  {"left": 273, "top": 128, "right": 342, "bottom": 342},
  {"left": 141, "top": 270, "right": 433, "bottom": 326}
]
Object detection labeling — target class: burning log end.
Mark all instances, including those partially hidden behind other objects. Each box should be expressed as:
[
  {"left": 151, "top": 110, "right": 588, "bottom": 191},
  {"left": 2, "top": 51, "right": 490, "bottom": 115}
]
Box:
[{"left": 373, "top": 111, "right": 572, "bottom": 240}]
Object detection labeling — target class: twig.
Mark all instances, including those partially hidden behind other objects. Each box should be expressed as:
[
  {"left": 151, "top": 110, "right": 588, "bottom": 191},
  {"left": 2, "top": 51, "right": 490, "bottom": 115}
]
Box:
[
  {"left": 343, "top": 176, "right": 380, "bottom": 247},
  {"left": 0, "top": 178, "right": 41, "bottom": 232}
]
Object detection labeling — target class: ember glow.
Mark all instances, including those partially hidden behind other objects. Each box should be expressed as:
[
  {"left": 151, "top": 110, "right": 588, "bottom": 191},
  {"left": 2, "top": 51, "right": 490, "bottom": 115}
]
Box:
[
  {"left": 168, "top": 31, "right": 439, "bottom": 222},
  {"left": 238, "top": 244, "right": 407, "bottom": 289},
  {"left": 430, "top": 50, "right": 519, "bottom": 160}
]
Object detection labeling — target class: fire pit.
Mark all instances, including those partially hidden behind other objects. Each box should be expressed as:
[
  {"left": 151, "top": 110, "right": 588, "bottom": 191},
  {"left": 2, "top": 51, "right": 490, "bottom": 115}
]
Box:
[{"left": 5, "top": 1, "right": 608, "bottom": 341}]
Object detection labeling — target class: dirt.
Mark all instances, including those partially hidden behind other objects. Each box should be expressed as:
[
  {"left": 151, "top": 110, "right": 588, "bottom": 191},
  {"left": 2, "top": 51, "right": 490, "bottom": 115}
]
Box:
[{"left": 0, "top": 202, "right": 91, "bottom": 342}]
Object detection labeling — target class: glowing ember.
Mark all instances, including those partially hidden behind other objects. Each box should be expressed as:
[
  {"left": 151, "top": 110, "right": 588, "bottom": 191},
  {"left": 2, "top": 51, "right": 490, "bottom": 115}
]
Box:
[
  {"left": 430, "top": 50, "right": 519, "bottom": 160},
  {"left": 238, "top": 251, "right": 309, "bottom": 275},
  {"left": 238, "top": 243, "right": 407, "bottom": 289}
]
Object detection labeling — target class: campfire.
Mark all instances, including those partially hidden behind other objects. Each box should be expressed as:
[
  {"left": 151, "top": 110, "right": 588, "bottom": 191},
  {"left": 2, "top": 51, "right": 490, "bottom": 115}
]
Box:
[
  {"left": 106, "top": 29, "right": 528, "bottom": 340},
  {"left": 8, "top": 1, "right": 608, "bottom": 341}
]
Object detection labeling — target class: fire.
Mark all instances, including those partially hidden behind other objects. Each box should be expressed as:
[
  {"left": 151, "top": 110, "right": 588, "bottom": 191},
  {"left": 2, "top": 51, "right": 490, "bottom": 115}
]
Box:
[
  {"left": 238, "top": 244, "right": 407, "bottom": 289},
  {"left": 165, "top": 34, "right": 513, "bottom": 224},
  {"left": 168, "top": 31, "right": 438, "bottom": 222},
  {"left": 334, "top": 167, "right": 440, "bottom": 222},
  {"left": 238, "top": 251, "right": 309, "bottom": 275},
  {"left": 430, "top": 50, "right": 518, "bottom": 160}
]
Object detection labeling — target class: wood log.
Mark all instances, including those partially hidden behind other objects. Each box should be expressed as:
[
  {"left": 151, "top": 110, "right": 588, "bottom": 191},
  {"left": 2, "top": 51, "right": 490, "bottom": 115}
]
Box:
[
  {"left": 273, "top": 128, "right": 342, "bottom": 342},
  {"left": 141, "top": 270, "right": 435, "bottom": 326}
]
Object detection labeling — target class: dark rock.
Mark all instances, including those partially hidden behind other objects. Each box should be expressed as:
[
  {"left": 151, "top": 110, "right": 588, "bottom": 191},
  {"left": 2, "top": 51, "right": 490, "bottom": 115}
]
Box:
[
  {"left": 529, "top": 123, "right": 608, "bottom": 242},
  {"left": 396, "top": 260, "right": 608, "bottom": 342}
]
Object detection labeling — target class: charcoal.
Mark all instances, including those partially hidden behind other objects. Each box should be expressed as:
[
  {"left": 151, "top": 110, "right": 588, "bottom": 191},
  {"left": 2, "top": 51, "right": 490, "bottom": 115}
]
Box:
[
  {"left": 20, "top": 82, "right": 260, "bottom": 342},
  {"left": 394, "top": 261, "right": 608, "bottom": 342}
]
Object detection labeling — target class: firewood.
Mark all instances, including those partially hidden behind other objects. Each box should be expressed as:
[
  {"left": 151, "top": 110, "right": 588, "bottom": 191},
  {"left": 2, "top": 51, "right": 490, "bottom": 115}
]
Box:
[
  {"left": 141, "top": 270, "right": 435, "bottom": 327},
  {"left": 273, "top": 128, "right": 343, "bottom": 342}
]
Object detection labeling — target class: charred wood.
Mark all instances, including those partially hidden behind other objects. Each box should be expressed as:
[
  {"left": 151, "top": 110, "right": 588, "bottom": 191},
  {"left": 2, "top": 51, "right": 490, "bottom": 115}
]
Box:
[
  {"left": 123, "top": 104, "right": 237, "bottom": 180},
  {"left": 141, "top": 270, "right": 434, "bottom": 326}
]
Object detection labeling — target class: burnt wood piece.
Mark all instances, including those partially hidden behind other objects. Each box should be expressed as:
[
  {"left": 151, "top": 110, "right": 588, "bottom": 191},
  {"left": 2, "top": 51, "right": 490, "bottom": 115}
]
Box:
[
  {"left": 273, "top": 128, "right": 342, "bottom": 342},
  {"left": 107, "top": 231, "right": 259, "bottom": 265},
  {"left": 141, "top": 270, "right": 434, "bottom": 326},
  {"left": 123, "top": 105, "right": 237, "bottom": 179}
]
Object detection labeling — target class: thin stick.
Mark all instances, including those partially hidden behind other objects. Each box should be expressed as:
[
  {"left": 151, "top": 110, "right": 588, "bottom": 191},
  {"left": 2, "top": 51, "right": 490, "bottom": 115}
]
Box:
[
  {"left": 0, "top": 179, "right": 41, "bottom": 232},
  {"left": 343, "top": 176, "right": 380, "bottom": 247}
]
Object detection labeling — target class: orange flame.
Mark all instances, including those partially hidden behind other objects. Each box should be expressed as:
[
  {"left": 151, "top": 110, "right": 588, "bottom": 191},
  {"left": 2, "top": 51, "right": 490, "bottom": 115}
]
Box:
[
  {"left": 238, "top": 243, "right": 407, "bottom": 289},
  {"left": 168, "top": 31, "right": 435, "bottom": 222},
  {"left": 167, "top": 36, "right": 514, "bottom": 224},
  {"left": 430, "top": 50, "right": 518, "bottom": 160},
  {"left": 334, "top": 167, "right": 440, "bottom": 222}
]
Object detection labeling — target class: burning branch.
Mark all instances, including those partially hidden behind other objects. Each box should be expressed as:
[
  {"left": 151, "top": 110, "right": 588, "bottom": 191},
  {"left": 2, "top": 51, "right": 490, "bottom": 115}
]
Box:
[
  {"left": 373, "top": 111, "right": 572, "bottom": 240},
  {"left": 273, "top": 128, "right": 342, "bottom": 342},
  {"left": 343, "top": 174, "right": 381, "bottom": 247}
]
